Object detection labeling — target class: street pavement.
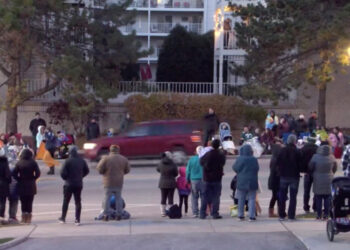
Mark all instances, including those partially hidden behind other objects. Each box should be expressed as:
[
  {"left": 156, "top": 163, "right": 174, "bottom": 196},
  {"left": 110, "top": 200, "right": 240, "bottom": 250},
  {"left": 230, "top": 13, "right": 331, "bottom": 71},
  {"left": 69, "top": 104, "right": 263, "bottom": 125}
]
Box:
[{"left": 1, "top": 158, "right": 350, "bottom": 250}]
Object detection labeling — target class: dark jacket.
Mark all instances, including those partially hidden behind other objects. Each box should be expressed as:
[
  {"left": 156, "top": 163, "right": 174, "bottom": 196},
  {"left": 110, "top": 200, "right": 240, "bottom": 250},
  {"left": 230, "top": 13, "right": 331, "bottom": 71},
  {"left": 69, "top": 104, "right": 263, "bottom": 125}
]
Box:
[
  {"left": 268, "top": 143, "right": 283, "bottom": 190},
  {"left": 276, "top": 143, "right": 301, "bottom": 179},
  {"left": 0, "top": 156, "right": 11, "bottom": 197},
  {"left": 300, "top": 142, "right": 318, "bottom": 173},
  {"left": 157, "top": 157, "right": 178, "bottom": 189},
  {"left": 200, "top": 149, "right": 226, "bottom": 182},
  {"left": 29, "top": 118, "right": 46, "bottom": 137},
  {"left": 203, "top": 113, "right": 220, "bottom": 132},
  {"left": 296, "top": 119, "right": 308, "bottom": 135},
  {"left": 308, "top": 117, "right": 317, "bottom": 133},
  {"left": 45, "top": 131, "right": 57, "bottom": 151},
  {"left": 13, "top": 149, "right": 41, "bottom": 196},
  {"left": 86, "top": 122, "right": 100, "bottom": 140},
  {"left": 309, "top": 145, "right": 337, "bottom": 195},
  {"left": 61, "top": 148, "right": 89, "bottom": 187},
  {"left": 233, "top": 145, "right": 259, "bottom": 191}
]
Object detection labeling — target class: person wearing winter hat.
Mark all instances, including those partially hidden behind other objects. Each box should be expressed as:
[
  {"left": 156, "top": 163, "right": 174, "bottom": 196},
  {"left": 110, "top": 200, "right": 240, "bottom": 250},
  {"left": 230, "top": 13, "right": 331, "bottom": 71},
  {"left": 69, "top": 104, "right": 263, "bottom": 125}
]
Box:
[
  {"left": 157, "top": 152, "right": 178, "bottom": 217},
  {"left": 97, "top": 144, "right": 130, "bottom": 221}
]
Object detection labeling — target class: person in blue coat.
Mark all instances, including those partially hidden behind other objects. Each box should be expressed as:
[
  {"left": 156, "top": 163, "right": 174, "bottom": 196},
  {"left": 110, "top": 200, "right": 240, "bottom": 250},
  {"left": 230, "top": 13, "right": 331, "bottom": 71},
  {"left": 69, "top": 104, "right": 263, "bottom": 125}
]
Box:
[{"left": 233, "top": 144, "right": 259, "bottom": 221}]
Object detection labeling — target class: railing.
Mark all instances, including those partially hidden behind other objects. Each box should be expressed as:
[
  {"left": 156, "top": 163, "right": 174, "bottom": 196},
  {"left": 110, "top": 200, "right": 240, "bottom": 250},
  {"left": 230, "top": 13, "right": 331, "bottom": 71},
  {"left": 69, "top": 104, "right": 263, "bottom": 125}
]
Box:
[
  {"left": 27, "top": 79, "right": 63, "bottom": 101},
  {"left": 93, "top": 0, "right": 106, "bottom": 7},
  {"left": 130, "top": 0, "right": 149, "bottom": 7},
  {"left": 150, "top": 22, "right": 202, "bottom": 34},
  {"left": 150, "top": 0, "right": 204, "bottom": 8},
  {"left": 120, "top": 23, "right": 148, "bottom": 33}
]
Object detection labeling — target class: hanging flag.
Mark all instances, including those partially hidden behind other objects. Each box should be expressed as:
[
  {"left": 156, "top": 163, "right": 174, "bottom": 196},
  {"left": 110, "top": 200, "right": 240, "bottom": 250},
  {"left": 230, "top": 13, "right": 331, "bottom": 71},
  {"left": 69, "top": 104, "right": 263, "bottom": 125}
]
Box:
[
  {"left": 140, "top": 66, "right": 147, "bottom": 80},
  {"left": 146, "top": 64, "right": 152, "bottom": 79}
]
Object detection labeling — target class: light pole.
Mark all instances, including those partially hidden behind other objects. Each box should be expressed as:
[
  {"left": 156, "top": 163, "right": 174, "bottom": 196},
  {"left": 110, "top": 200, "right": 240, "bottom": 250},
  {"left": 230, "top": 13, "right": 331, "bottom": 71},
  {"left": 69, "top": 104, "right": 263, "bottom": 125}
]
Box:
[{"left": 347, "top": 47, "right": 350, "bottom": 57}]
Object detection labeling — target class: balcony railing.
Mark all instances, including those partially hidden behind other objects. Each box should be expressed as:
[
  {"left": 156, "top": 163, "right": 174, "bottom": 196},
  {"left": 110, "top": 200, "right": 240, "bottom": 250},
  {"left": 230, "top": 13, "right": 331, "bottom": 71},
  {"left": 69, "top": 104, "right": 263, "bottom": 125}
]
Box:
[
  {"left": 150, "top": 0, "right": 204, "bottom": 8},
  {"left": 130, "top": 0, "right": 148, "bottom": 8},
  {"left": 150, "top": 22, "right": 202, "bottom": 34}
]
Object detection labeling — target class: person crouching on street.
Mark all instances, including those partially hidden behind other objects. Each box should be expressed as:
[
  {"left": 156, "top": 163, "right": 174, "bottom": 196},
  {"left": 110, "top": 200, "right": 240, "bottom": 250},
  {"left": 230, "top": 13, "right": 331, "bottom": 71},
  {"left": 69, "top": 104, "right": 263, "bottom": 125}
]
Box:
[
  {"left": 97, "top": 145, "right": 130, "bottom": 221},
  {"left": 12, "top": 149, "right": 41, "bottom": 224},
  {"left": 233, "top": 144, "right": 260, "bottom": 221},
  {"left": 157, "top": 152, "right": 178, "bottom": 217},
  {"left": 58, "top": 147, "right": 89, "bottom": 226}
]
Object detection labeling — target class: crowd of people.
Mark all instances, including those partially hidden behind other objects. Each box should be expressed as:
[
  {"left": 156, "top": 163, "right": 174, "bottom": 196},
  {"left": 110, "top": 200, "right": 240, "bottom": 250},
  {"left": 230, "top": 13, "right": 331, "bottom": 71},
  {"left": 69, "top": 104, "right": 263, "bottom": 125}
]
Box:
[
  {"left": 1, "top": 109, "right": 350, "bottom": 226},
  {"left": 240, "top": 111, "right": 347, "bottom": 157}
]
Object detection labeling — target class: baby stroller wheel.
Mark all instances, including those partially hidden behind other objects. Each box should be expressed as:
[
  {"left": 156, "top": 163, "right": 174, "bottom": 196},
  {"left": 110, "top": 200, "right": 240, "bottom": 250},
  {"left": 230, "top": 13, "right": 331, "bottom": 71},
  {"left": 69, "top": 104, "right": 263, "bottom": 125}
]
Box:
[{"left": 326, "top": 220, "right": 335, "bottom": 242}]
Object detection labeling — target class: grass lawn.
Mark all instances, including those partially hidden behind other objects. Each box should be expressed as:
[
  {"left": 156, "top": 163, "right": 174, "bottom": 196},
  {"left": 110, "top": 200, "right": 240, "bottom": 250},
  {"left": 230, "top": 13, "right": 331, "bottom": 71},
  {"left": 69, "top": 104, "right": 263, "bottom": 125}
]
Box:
[
  {"left": 296, "top": 212, "right": 317, "bottom": 219},
  {"left": 0, "top": 238, "right": 14, "bottom": 244}
]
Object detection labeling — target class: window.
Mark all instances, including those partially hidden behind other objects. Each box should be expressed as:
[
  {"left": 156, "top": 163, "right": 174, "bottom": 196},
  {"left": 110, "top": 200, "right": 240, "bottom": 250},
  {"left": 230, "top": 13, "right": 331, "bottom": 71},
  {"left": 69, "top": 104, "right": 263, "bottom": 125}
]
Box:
[{"left": 126, "top": 125, "right": 150, "bottom": 137}]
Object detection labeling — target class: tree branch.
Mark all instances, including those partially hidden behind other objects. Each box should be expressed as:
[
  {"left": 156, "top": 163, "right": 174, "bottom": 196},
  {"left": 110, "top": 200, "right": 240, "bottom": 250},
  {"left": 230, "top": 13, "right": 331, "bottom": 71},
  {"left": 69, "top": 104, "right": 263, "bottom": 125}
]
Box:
[
  {"left": 23, "top": 77, "right": 62, "bottom": 102},
  {"left": 0, "top": 63, "right": 11, "bottom": 77}
]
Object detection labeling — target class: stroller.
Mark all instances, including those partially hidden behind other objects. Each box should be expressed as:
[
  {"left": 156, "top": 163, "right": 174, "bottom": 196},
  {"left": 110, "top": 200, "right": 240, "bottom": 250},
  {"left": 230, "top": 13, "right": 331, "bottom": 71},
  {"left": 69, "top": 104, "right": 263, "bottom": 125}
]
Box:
[
  {"left": 326, "top": 177, "right": 350, "bottom": 241},
  {"left": 219, "top": 122, "right": 235, "bottom": 155}
]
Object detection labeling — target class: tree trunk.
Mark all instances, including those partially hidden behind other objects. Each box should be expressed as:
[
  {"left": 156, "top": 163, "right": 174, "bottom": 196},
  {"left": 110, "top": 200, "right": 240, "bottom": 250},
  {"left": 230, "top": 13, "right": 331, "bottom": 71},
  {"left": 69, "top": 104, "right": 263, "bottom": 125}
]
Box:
[
  {"left": 318, "top": 85, "right": 327, "bottom": 127},
  {"left": 6, "top": 105, "right": 18, "bottom": 133}
]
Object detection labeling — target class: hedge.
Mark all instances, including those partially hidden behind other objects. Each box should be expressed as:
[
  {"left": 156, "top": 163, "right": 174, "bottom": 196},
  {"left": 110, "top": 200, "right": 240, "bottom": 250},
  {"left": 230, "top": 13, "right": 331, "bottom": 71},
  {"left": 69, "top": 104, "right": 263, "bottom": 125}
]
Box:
[{"left": 124, "top": 94, "right": 266, "bottom": 129}]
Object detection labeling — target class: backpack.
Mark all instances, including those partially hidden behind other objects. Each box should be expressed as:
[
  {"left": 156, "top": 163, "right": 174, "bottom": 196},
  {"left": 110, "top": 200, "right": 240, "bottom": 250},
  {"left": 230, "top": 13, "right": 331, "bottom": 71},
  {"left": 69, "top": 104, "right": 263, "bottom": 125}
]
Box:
[{"left": 167, "top": 204, "right": 182, "bottom": 219}]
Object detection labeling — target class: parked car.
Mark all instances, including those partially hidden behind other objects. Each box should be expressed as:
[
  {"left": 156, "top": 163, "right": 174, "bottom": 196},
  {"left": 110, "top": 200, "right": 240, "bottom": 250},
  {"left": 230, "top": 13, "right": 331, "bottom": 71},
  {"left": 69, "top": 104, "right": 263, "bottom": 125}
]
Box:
[{"left": 83, "top": 120, "right": 202, "bottom": 161}]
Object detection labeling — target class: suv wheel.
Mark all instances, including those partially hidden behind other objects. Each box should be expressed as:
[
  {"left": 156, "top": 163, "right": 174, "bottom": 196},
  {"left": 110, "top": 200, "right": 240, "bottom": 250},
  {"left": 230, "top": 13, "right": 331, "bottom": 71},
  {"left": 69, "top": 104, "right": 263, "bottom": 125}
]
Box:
[{"left": 171, "top": 147, "right": 187, "bottom": 165}]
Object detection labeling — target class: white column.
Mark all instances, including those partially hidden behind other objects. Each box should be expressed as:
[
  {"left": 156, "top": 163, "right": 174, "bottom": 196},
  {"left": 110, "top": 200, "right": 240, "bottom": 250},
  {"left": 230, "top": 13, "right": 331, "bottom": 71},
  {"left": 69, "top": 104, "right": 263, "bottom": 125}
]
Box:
[
  {"left": 147, "top": 0, "right": 151, "bottom": 66},
  {"left": 218, "top": 55, "right": 223, "bottom": 95}
]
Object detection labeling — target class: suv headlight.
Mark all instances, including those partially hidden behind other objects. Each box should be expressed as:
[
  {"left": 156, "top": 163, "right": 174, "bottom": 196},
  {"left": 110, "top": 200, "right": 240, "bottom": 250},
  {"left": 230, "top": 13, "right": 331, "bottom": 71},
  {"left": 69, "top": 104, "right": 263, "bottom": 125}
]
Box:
[{"left": 83, "top": 143, "right": 97, "bottom": 150}]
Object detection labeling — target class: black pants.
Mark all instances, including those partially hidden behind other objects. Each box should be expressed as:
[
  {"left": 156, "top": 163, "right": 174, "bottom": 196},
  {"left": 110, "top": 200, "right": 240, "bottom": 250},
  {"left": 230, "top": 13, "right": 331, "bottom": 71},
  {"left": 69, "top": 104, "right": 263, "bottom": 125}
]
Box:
[
  {"left": 20, "top": 195, "right": 34, "bottom": 213},
  {"left": 0, "top": 195, "right": 6, "bottom": 217},
  {"left": 61, "top": 186, "right": 82, "bottom": 221},
  {"left": 179, "top": 194, "right": 189, "bottom": 213},
  {"left": 269, "top": 189, "right": 279, "bottom": 209},
  {"left": 160, "top": 188, "right": 175, "bottom": 205},
  {"left": 315, "top": 194, "right": 331, "bottom": 219},
  {"left": 303, "top": 174, "right": 315, "bottom": 211}
]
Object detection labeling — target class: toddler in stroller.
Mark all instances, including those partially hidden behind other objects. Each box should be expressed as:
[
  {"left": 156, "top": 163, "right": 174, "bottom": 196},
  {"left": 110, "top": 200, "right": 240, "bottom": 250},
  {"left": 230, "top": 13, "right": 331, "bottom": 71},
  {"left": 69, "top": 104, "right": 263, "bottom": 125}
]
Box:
[
  {"left": 56, "top": 132, "right": 75, "bottom": 159},
  {"left": 219, "top": 122, "right": 235, "bottom": 155},
  {"left": 326, "top": 177, "right": 350, "bottom": 241}
]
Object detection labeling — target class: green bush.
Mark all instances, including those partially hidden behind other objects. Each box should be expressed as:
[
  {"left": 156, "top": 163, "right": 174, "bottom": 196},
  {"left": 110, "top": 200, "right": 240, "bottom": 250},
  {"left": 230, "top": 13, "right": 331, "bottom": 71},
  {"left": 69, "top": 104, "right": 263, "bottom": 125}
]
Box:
[{"left": 124, "top": 94, "right": 266, "bottom": 129}]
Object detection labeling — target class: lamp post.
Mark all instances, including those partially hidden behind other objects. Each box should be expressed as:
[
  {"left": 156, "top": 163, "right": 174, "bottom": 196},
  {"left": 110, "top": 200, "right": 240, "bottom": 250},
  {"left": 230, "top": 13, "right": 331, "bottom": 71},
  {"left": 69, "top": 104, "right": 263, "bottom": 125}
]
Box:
[{"left": 347, "top": 47, "right": 350, "bottom": 57}]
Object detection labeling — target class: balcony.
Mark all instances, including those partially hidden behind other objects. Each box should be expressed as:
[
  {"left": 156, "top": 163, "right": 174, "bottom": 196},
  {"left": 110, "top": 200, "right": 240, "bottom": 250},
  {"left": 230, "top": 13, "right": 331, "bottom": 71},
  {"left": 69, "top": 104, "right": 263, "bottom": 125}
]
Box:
[
  {"left": 150, "top": 22, "right": 202, "bottom": 34},
  {"left": 130, "top": 0, "right": 148, "bottom": 8},
  {"left": 150, "top": 0, "right": 204, "bottom": 9}
]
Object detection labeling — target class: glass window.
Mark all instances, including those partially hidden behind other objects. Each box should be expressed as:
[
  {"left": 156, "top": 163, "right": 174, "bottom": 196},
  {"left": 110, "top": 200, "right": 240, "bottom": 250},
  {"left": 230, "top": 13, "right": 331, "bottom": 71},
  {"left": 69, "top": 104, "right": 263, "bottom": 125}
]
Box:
[{"left": 126, "top": 125, "right": 150, "bottom": 137}]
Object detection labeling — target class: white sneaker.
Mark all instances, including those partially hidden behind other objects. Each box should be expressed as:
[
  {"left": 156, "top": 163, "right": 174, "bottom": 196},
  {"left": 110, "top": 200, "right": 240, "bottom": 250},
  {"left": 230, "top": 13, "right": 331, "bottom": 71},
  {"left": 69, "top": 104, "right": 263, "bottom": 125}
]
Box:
[{"left": 75, "top": 220, "right": 80, "bottom": 226}]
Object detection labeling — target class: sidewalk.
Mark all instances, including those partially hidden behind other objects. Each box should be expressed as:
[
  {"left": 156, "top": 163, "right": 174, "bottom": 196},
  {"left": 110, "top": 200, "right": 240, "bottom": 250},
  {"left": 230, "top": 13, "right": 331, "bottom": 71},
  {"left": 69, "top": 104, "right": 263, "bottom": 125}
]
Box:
[
  {"left": 0, "top": 225, "right": 35, "bottom": 250},
  {"left": 1, "top": 215, "right": 350, "bottom": 250}
]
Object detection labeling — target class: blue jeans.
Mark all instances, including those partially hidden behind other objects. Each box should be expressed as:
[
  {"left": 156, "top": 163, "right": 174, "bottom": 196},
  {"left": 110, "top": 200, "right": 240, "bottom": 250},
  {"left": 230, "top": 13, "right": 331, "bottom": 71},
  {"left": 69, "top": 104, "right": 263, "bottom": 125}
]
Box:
[
  {"left": 191, "top": 180, "right": 203, "bottom": 216},
  {"left": 236, "top": 189, "right": 256, "bottom": 219},
  {"left": 315, "top": 194, "right": 331, "bottom": 219},
  {"left": 278, "top": 177, "right": 299, "bottom": 219},
  {"left": 200, "top": 182, "right": 222, "bottom": 218},
  {"left": 103, "top": 187, "right": 123, "bottom": 217}
]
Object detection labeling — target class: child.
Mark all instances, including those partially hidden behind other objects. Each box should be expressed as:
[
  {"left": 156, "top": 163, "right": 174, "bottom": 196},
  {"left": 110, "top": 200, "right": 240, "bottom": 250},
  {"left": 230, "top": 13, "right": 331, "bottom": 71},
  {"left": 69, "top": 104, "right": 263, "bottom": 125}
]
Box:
[{"left": 176, "top": 166, "right": 191, "bottom": 216}]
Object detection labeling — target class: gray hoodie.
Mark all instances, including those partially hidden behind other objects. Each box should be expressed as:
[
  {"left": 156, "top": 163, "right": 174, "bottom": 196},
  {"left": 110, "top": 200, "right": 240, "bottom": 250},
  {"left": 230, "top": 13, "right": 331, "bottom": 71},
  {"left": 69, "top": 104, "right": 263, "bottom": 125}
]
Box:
[{"left": 308, "top": 145, "right": 337, "bottom": 195}]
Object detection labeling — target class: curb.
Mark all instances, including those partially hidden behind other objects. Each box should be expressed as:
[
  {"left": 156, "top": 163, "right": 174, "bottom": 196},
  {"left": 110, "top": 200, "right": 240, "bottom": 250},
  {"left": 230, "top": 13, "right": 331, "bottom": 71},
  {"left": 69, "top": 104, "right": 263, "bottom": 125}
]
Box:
[
  {"left": 0, "top": 225, "right": 37, "bottom": 250},
  {"left": 279, "top": 222, "right": 310, "bottom": 250}
]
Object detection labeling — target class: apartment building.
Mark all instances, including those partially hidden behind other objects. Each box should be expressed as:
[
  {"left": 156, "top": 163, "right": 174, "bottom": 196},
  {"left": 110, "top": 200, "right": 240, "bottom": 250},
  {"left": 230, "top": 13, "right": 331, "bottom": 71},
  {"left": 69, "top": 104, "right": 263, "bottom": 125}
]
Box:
[{"left": 118, "top": 0, "right": 216, "bottom": 81}]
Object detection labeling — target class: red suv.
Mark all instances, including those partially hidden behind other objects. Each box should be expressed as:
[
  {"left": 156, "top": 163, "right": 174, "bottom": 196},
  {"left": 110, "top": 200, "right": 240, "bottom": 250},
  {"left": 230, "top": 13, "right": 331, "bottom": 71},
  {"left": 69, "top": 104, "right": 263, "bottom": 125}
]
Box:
[{"left": 83, "top": 120, "right": 202, "bottom": 160}]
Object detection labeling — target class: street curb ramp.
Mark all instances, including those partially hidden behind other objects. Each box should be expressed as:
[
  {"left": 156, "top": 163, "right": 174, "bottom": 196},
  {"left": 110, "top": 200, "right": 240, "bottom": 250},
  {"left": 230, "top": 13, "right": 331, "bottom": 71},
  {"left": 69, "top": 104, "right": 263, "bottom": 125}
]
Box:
[{"left": 0, "top": 225, "right": 37, "bottom": 250}]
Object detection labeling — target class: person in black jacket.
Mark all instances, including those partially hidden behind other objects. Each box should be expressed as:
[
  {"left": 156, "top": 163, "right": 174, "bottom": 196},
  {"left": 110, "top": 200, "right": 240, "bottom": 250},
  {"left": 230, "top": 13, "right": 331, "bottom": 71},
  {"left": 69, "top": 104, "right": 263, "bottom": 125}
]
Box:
[
  {"left": 202, "top": 108, "right": 220, "bottom": 146},
  {"left": 58, "top": 147, "right": 89, "bottom": 226},
  {"left": 276, "top": 134, "right": 301, "bottom": 220},
  {"left": 29, "top": 112, "right": 46, "bottom": 153},
  {"left": 0, "top": 150, "right": 11, "bottom": 220},
  {"left": 86, "top": 118, "right": 100, "bottom": 141},
  {"left": 300, "top": 135, "right": 318, "bottom": 213},
  {"left": 45, "top": 128, "right": 57, "bottom": 175},
  {"left": 267, "top": 138, "right": 284, "bottom": 217},
  {"left": 199, "top": 139, "right": 226, "bottom": 219},
  {"left": 12, "top": 149, "right": 41, "bottom": 224}
]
